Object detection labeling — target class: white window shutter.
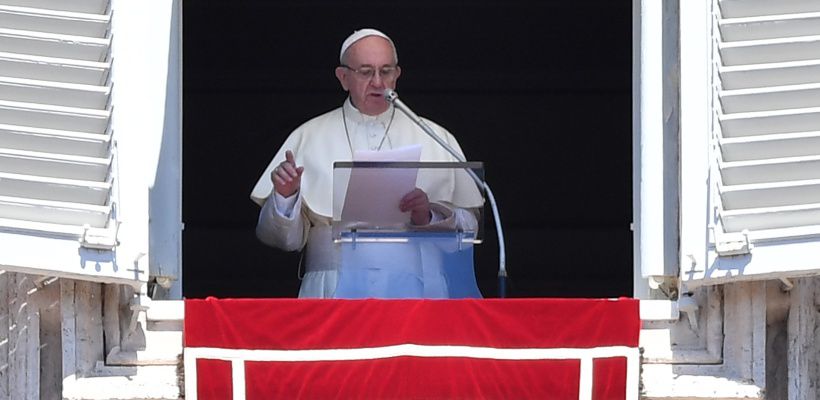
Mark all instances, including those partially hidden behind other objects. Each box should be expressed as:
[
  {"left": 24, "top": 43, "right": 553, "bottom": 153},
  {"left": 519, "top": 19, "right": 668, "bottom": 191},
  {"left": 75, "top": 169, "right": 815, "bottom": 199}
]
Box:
[
  {"left": 685, "top": 0, "right": 820, "bottom": 286},
  {"left": 0, "top": 1, "right": 132, "bottom": 282}
]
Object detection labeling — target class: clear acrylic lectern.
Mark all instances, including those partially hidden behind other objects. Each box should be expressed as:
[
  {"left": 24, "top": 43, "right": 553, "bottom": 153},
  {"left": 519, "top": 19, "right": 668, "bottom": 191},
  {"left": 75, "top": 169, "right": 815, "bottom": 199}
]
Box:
[{"left": 332, "top": 161, "right": 485, "bottom": 299}]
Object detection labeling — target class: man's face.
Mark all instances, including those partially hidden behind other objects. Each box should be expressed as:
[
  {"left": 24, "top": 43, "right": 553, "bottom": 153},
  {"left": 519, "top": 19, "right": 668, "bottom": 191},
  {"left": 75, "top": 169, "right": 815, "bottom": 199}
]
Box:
[{"left": 335, "top": 36, "right": 401, "bottom": 116}]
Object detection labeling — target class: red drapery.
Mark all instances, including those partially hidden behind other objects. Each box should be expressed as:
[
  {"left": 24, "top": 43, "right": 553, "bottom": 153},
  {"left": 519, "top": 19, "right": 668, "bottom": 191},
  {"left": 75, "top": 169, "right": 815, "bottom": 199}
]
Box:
[{"left": 184, "top": 298, "right": 640, "bottom": 400}]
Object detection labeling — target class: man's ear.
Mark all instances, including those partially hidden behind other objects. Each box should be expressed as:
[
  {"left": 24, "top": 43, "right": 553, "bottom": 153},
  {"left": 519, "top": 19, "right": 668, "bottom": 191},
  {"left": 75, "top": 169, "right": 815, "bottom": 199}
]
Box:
[{"left": 335, "top": 67, "right": 349, "bottom": 91}]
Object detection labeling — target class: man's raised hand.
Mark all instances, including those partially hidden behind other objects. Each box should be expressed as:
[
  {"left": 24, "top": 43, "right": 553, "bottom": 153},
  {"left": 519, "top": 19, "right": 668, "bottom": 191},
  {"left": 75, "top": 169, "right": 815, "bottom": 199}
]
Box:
[{"left": 271, "top": 150, "right": 304, "bottom": 197}]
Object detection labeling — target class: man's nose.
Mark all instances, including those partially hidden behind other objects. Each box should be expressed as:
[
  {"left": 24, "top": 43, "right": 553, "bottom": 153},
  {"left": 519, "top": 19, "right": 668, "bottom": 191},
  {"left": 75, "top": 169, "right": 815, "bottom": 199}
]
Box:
[{"left": 370, "top": 73, "right": 384, "bottom": 87}]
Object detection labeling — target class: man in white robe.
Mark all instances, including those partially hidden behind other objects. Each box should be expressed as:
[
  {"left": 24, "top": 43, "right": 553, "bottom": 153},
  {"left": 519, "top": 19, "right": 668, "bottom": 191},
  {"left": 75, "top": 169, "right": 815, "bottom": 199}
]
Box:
[{"left": 250, "top": 28, "right": 482, "bottom": 298}]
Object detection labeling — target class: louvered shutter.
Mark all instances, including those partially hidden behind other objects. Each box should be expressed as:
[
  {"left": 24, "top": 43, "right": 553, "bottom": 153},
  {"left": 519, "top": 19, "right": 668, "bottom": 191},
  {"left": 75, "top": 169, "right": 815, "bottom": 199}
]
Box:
[
  {"left": 685, "top": 0, "right": 820, "bottom": 286},
  {"left": 0, "top": 0, "right": 132, "bottom": 281}
]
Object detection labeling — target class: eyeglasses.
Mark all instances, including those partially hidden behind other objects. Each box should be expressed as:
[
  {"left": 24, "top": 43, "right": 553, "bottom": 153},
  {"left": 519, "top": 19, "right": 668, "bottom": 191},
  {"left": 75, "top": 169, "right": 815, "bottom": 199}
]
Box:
[{"left": 341, "top": 64, "right": 399, "bottom": 81}]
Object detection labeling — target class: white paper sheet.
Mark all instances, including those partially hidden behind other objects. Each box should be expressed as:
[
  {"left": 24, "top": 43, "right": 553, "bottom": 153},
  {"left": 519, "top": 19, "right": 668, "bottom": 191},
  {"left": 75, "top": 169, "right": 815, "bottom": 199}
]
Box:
[{"left": 340, "top": 144, "right": 423, "bottom": 227}]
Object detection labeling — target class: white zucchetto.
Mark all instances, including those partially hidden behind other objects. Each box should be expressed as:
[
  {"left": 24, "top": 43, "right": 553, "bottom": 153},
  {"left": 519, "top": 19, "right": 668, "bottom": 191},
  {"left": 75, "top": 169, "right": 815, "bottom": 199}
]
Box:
[{"left": 339, "top": 28, "right": 396, "bottom": 63}]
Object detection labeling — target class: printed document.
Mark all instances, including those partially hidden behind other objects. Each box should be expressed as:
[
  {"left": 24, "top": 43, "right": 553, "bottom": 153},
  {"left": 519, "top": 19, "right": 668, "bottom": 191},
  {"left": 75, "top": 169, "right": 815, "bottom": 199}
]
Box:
[{"left": 340, "top": 144, "right": 423, "bottom": 227}]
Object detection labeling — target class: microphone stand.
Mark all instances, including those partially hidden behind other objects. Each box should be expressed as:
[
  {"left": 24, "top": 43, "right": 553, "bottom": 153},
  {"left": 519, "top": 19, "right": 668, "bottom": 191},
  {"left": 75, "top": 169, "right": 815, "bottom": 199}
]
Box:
[{"left": 384, "top": 89, "right": 508, "bottom": 298}]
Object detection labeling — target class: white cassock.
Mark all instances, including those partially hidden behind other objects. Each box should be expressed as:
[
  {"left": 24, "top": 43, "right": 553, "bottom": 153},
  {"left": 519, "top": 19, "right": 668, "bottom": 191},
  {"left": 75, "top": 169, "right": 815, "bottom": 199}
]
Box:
[{"left": 250, "top": 98, "right": 483, "bottom": 298}]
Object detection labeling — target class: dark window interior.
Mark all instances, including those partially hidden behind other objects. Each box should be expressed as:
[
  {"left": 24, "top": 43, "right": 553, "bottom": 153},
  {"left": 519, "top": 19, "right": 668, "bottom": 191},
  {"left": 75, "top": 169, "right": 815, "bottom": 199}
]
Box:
[{"left": 182, "top": 1, "right": 633, "bottom": 299}]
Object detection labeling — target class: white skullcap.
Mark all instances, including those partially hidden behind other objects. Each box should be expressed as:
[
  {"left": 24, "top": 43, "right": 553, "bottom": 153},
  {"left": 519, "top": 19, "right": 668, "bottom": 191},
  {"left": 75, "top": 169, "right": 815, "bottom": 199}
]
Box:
[{"left": 339, "top": 28, "right": 396, "bottom": 63}]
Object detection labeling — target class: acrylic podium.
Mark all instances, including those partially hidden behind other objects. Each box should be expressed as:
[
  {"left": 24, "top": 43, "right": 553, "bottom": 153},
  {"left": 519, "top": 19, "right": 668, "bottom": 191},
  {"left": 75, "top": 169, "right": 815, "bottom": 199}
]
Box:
[{"left": 331, "top": 161, "right": 485, "bottom": 299}]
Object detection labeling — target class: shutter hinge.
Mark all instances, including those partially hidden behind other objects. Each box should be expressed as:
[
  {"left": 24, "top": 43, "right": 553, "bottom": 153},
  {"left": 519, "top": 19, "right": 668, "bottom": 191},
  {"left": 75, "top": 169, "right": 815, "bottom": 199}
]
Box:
[{"left": 715, "top": 230, "right": 751, "bottom": 256}]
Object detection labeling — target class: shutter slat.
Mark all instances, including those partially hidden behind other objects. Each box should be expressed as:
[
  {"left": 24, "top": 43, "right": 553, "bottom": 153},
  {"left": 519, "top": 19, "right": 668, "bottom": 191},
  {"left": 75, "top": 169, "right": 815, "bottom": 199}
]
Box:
[
  {"left": 722, "top": 205, "right": 820, "bottom": 232},
  {"left": 720, "top": 83, "right": 820, "bottom": 113},
  {"left": 719, "top": 60, "right": 820, "bottom": 90},
  {"left": 0, "top": 100, "right": 109, "bottom": 133},
  {"left": 0, "top": 148, "right": 109, "bottom": 181},
  {"left": 721, "top": 179, "right": 820, "bottom": 209},
  {"left": 720, "top": 131, "right": 820, "bottom": 161},
  {"left": 0, "top": 194, "right": 108, "bottom": 227},
  {"left": 720, "top": 0, "right": 820, "bottom": 19},
  {"left": 0, "top": 5, "right": 109, "bottom": 37},
  {"left": 0, "top": 52, "right": 109, "bottom": 85},
  {"left": 0, "top": 171, "right": 109, "bottom": 205},
  {"left": 0, "top": 76, "right": 109, "bottom": 109},
  {"left": 0, "top": 28, "right": 109, "bottom": 62},
  {"left": 719, "top": 155, "right": 820, "bottom": 185},
  {"left": 0, "top": 123, "right": 109, "bottom": 158},
  {"left": 719, "top": 107, "right": 820, "bottom": 137},
  {"left": 719, "top": 12, "right": 820, "bottom": 42},
  {"left": 719, "top": 36, "right": 820, "bottom": 66},
  {"left": 0, "top": 216, "right": 84, "bottom": 236},
  {"left": 0, "top": 0, "right": 107, "bottom": 15}
]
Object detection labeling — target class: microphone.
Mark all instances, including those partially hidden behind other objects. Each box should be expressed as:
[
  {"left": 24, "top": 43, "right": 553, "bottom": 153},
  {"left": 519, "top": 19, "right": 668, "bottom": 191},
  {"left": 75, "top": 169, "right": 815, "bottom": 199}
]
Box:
[{"left": 384, "top": 88, "right": 508, "bottom": 298}]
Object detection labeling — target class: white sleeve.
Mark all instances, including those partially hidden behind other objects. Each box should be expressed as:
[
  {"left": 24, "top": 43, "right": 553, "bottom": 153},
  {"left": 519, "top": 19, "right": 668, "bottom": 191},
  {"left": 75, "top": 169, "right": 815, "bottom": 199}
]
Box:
[
  {"left": 273, "top": 191, "right": 298, "bottom": 218},
  {"left": 429, "top": 208, "right": 444, "bottom": 224},
  {"left": 255, "top": 192, "right": 310, "bottom": 251}
]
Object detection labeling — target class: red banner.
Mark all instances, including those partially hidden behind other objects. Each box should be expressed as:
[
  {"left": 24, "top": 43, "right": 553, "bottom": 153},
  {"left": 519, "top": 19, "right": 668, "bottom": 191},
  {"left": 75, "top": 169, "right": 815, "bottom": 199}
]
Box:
[{"left": 184, "top": 298, "right": 640, "bottom": 400}]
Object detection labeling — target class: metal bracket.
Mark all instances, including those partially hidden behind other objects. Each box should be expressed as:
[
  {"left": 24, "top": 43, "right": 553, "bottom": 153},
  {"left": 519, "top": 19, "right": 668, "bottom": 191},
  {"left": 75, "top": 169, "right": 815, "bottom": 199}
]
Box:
[
  {"left": 677, "top": 293, "right": 699, "bottom": 331},
  {"left": 128, "top": 296, "right": 149, "bottom": 334},
  {"left": 119, "top": 292, "right": 147, "bottom": 352},
  {"left": 779, "top": 277, "right": 794, "bottom": 292}
]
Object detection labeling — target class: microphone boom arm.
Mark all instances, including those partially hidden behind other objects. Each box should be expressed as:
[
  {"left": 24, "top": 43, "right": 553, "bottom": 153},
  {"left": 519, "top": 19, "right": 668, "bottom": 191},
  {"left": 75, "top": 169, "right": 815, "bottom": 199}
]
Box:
[{"left": 384, "top": 89, "right": 508, "bottom": 297}]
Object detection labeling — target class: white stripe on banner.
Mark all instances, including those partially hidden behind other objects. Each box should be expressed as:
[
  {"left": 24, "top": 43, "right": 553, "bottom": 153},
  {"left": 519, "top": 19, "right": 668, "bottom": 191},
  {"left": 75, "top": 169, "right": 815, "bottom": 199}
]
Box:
[
  {"left": 231, "top": 359, "right": 244, "bottom": 400},
  {"left": 184, "top": 344, "right": 641, "bottom": 400}
]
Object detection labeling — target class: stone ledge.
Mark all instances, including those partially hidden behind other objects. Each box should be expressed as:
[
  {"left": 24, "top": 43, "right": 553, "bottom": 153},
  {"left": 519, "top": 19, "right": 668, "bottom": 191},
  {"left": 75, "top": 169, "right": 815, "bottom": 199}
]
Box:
[
  {"left": 641, "top": 364, "right": 763, "bottom": 400},
  {"left": 62, "top": 365, "right": 181, "bottom": 400}
]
